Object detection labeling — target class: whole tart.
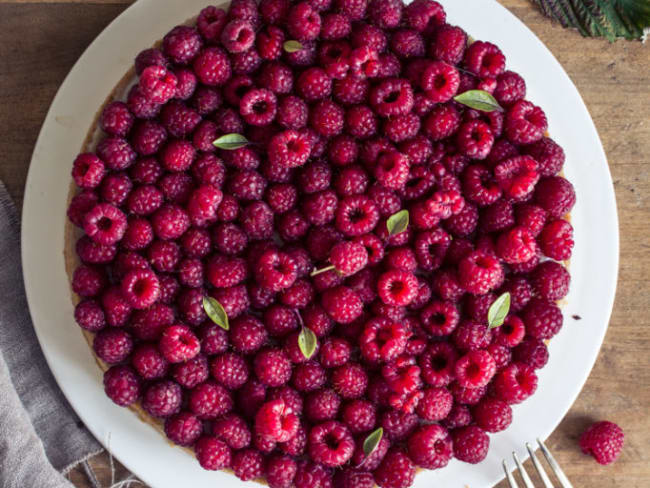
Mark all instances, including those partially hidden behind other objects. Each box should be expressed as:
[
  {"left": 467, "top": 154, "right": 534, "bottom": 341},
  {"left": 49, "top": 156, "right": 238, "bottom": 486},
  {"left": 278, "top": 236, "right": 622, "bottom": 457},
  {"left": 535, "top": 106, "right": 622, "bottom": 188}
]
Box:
[{"left": 65, "top": 1, "right": 576, "bottom": 486}]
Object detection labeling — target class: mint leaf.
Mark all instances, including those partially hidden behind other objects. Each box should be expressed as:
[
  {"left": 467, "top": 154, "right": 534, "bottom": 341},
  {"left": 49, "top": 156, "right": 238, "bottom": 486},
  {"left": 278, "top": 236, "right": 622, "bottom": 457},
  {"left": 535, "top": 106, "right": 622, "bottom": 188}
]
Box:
[
  {"left": 203, "top": 296, "right": 229, "bottom": 330},
  {"left": 298, "top": 327, "right": 318, "bottom": 359},
  {"left": 213, "top": 133, "right": 249, "bottom": 150},
  {"left": 530, "top": 0, "right": 650, "bottom": 41},
  {"left": 363, "top": 428, "right": 384, "bottom": 457},
  {"left": 488, "top": 292, "right": 511, "bottom": 329},
  {"left": 283, "top": 40, "right": 304, "bottom": 53},
  {"left": 386, "top": 210, "right": 409, "bottom": 236},
  {"left": 454, "top": 90, "right": 503, "bottom": 112}
]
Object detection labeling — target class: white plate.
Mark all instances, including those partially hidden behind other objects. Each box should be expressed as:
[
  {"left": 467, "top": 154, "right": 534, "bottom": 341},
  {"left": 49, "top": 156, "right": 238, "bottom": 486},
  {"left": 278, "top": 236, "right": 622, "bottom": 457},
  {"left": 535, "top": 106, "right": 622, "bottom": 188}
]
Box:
[{"left": 21, "top": 0, "right": 618, "bottom": 487}]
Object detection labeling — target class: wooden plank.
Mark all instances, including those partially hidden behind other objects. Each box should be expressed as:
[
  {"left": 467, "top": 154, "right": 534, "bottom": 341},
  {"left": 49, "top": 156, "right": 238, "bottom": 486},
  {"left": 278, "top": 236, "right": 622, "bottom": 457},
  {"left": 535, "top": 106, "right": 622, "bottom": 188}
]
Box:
[{"left": 0, "top": 1, "right": 647, "bottom": 488}]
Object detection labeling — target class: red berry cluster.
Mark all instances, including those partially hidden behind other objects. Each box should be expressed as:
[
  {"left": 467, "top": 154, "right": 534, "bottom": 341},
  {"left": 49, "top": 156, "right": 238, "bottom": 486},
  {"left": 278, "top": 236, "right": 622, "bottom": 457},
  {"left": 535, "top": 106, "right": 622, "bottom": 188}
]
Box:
[{"left": 69, "top": 0, "right": 576, "bottom": 486}]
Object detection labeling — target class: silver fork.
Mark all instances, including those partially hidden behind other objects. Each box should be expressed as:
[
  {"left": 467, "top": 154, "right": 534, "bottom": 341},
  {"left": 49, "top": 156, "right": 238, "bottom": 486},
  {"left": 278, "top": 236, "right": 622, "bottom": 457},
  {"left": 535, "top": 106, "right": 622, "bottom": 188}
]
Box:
[{"left": 502, "top": 438, "right": 574, "bottom": 488}]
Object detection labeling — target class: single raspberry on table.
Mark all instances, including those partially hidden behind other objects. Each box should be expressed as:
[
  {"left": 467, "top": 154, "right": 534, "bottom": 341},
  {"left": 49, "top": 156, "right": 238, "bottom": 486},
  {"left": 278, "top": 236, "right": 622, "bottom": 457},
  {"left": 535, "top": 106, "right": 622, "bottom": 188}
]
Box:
[{"left": 579, "top": 421, "right": 624, "bottom": 465}]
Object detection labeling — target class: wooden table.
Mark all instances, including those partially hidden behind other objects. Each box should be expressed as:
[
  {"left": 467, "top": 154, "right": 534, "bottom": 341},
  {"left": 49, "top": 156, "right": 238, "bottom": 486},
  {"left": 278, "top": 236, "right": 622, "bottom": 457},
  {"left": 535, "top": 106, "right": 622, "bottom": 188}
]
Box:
[{"left": 1, "top": 1, "right": 648, "bottom": 487}]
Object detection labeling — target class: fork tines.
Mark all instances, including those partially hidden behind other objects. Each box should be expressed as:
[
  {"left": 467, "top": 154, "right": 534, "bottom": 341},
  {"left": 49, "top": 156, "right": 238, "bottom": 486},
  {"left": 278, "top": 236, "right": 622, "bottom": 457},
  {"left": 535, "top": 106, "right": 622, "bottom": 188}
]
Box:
[{"left": 502, "top": 439, "right": 574, "bottom": 488}]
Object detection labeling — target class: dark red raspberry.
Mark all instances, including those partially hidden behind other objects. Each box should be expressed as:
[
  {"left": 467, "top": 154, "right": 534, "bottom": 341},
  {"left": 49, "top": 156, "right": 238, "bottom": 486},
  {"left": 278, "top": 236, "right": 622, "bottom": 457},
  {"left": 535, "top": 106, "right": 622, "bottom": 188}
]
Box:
[
  {"left": 93, "top": 328, "right": 132, "bottom": 364},
  {"left": 376, "top": 270, "right": 418, "bottom": 307},
  {"left": 521, "top": 297, "right": 564, "bottom": 340},
  {"left": 408, "top": 424, "right": 453, "bottom": 469},
  {"left": 265, "top": 455, "right": 297, "bottom": 488},
  {"left": 72, "top": 153, "right": 106, "bottom": 189},
  {"left": 334, "top": 469, "right": 373, "bottom": 488},
  {"left": 452, "top": 320, "right": 492, "bottom": 353},
  {"left": 389, "top": 29, "right": 424, "bottom": 59},
  {"left": 495, "top": 156, "right": 540, "bottom": 201},
  {"left": 321, "top": 286, "right": 363, "bottom": 324},
  {"left": 333, "top": 76, "right": 369, "bottom": 106},
  {"left": 418, "top": 341, "right": 457, "bottom": 387},
  {"left": 293, "top": 461, "right": 332, "bottom": 488},
  {"left": 127, "top": 85, "right": 161, "bottom": 119},
  {"left": 72, "top": 265, "right": 106, "bottom": 297},
  {"left": 580, "top": 421, "right": 624, "bottom": 465},
  {"left": 495, "top": 226, "right": 537, "bottom": 264},
  {"left": 276, "top": 95, "right": 308, "bottom": 130},
  {"left": 373, "top": 449, "right": 416, "bottom": 488},
  {"left": 118, "top": 268, "right": 159, "bottom": 309},
  {"left": 98, "top": 286, "right": 130, "bottom": 327},
  {"left": 304, "top": 389, "right": 340, "bottom": 422},
  {"left": 126, "top": 185, "right": 163, "bottom": 216},
  {"left": 320, "top": 13, "right": 351, "bottom": 40},
  {"left": 370, "top": 78, "right": 413, "bottom": 117},
  {"left": 142, "top": 380, "right": 182, "bottom": 418},
  {"left": 74, "top": 300, "right": 105, "bottom": 332},
  {"left": 139, "top": 66, "right": 177, "bottom": 104},
  {"left": 82, "top": 203, "right": 127, "bottom": 246},
  {"left": 151, "top": 204, "right": 190, "bottom": 240},
  {"left": 416, "top": 386, "right": 453, "bottom": 421},
  {"left": 331, "top": 362, "right": 367, "bottom": 399},
  {"left": 103, "top": 365, "right": 141, "bottom": 406},
  {"left": 456, "top": 120, "right": 494, "bottom": 160},
  {"left": 462, "top": 165, "right": 502, "bottom": 207},
  {"left": 173, "top": 67, "right": 197, "bottom": 100},
  {"left": 211, "top": 352, "right": 249, "bottom": 390},
  {"left": 287, "top": 2, "right": 321, "bottom": 41},
  {"left": 96, "top": 137, "right": 136, "bottom": 170},
  {"left": 190, "top": 381, "right": 234, "bottom": 419},
  {"left": 193, "top": 47, "right": 231, "bottom": 86},
  {"left": 268, "top": 130, "right": 312, "bottom": 169},
  {"left": 405, "top": 0, "right": 445, "bottom": 33},
  {"left": 515, "top": 203, "right": 547, "bottom": 237},
  {"left": 530, "top": 260, "right": 570, "bottom": 301},
  {"left": 212, "top": 414, "right": 251, "bottom": 450},
  {"left": 494, "top": 362, "right": 538, "bottom": 404},
  {"left": 535, "top": 176, "right": 576, "bottom": 219},
  {"left": 171, "top": 354, "right": 208, "bottom": 389},
  {"left": 539, "top": 219, "right": 574, "bottom": 260},
  {"left": 491, "top": 314, "right": 525, "bottom": 348},
  {"left": 164, "top": 411, "right": 202, "bottom": 447},
  {"left": 134, "top": 47, "right": 167, "bottom": 76},
  {"left": 228, "top": 315, "right": 266, "bottom": 354},
  {"left": 220, "top": 19, "right": 255, "bottom": 53},
  {"left": 505, "top": 100, "right": 548, "bottom": 144},
  {"left": 338, "top": 399, "right": 375, "bottom": 434},
  {"left": 512, "top": 337, "right": 548, "bottom": 370},
  {"left": 455, "top": 350, "right": 496, "bottom": 388},
  {"left": 359, "top": 318, "right": 409, "bottom": 363},
  {"left": 239, "top": 88, "right": 277, "bottom": 127},
  {"left": 452, "top": 425, "right": 490, "bottom": 464},
  {"left": 524, "top": 136, "right": 565, "bottom": 177},
  {"left": 256, "top": 398, "right": 300, "bottom": 442},
  {"left": 159, "top": 324, "right": 200, "bottom": 363},
  {"left": 147, "top": 240, "right": 180, "bottom": 273},
  {"left": 420, "top": 61, "right": 460, "bottom": 103},
  {"left": 493, "top": 70, "right": 526, "bottom": 107},
  {"left": 121, "top": 218, "right": 153, "bottom": 251},
  {"left": 464, "top": 41, "right": 505, "bottom": 78},
  {"left": 197, "top": 5, "right": 227, "bottom": 41},
  {"left": 307, "top": 421, "right": 354, "bottom": 467},
  {"left": 163, "top": 25, "right": 202, "bottom": 64},
  {"left": 254, "top": 348, "right": 293, "bottom": 387},
  {"left": 458, "top": 250, "right": 504, "bottom": 295},
  {"left": 422, "top": 104, "right": 460, "bottom": 141},
  {"left": 194, "top": 436, "right": 232, "bottom": 470}
]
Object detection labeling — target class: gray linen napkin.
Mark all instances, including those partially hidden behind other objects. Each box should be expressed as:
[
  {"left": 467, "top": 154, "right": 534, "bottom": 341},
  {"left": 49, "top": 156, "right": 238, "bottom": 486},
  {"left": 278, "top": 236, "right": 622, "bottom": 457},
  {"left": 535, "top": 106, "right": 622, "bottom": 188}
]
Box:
[{"left": 0, "top": 180, "right": 102, "bottom": 488}]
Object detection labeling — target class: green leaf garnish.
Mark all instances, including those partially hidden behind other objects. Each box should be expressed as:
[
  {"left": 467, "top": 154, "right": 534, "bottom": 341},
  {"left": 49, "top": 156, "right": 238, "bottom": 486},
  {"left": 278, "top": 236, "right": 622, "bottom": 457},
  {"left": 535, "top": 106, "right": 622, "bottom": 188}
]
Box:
[
  {"left": 386, "top": 210, "right": 409, "bottom": 237},
  {"left": 212, "top": 133, "right": 249, "bottom": 150},
  {"left": 488, "top": 292, "right": 511, "bottom": 329},
  {"left": 298, "top": 327, "right": 318, "bottom": 359},
  {"left": 454, "top": 90, "right": 503, "bottom": 112},
  {"left": 363, "top": 428, "right": 384, "bottom": 457},
  {"left": 530, "top": 0, "right": 650, "bottom": 41},
  {"left": 283, "top": 40, "right": 304, "bottom": 53},
  {"left": 202, "top": 296, "right": 229, "bottom": 330}
]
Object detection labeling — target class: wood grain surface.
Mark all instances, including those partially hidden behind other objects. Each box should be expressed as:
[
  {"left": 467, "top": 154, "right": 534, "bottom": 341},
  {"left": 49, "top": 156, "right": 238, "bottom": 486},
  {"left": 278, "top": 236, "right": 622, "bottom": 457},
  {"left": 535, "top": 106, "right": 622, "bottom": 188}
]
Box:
[{"left": 0, "top": 1, "right": 648, "bottom": 487}]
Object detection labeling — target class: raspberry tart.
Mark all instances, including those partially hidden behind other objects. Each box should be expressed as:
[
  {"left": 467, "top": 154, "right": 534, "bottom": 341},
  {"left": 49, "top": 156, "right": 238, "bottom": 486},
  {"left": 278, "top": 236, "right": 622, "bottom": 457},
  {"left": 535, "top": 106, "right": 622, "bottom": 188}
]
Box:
[{"left": 65, "top": 0, "right": 576, "bottom": 486}]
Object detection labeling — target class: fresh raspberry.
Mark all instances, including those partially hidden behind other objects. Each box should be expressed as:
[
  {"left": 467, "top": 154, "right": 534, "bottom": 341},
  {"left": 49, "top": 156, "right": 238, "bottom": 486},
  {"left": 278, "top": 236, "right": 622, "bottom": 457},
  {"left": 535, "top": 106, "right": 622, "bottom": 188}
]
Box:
[
  {"left": 81, "top": 203, "right": 127, "bottom": 246},
  {"left": 287, "top": 2, "right": 321, "bottom": 41},
  {"left": 159, "top": 324, "right": 200, "bottom": 363},
  {"left": 370, "top": 78, "right": 413, "bottom": 117},
  {"left": 194, "top": 436, "right": 232, "bottom": 470},
  {"left": 127, "top": 84, "right": 161, "bottom": 119},
  {"left": 312, "top": 337, "right": 348, "bottom": 369},
  {"left": 418, "top": 341, "right": 457, "bottom": 387},
  {"left": 452, "top": 425, "right": 490, "bottom": 464},
  {"left": 534, "top": 176, "right": 577, "bottom": 219},
  {"left": 530, "top": 260, "right": 570, "bottom": 301},
  {"left": 430, "top": 24, "right": 467, "bottom": 65},
  {"left": 304, "top": 389, "right": 340, "bottom": 422},
  {"left": 382, "top": 355, "right": 421, "bottom": 396},
  {"left": 338, "top": 399, "right": 376, "bottom": 434},
  {"left": 219, "top": 19, "right": 255, "bottom": 54},
  {"left": 308, "top": 100, "right": 343, "bottom": 138},
  {"left": 334, "top": 469, "right": 374, "bottom": 488},
  {"left": 172, "top": 354, "right": 208, "bottom": 389},
  {"left": 512, "top": 337, "right": 548, "bottom": 370},
  {"left": 173, "top": 67, "right": 197, "bottom": 100},
  {"left": 118, "top": 268, "right": 159, "bottom": 309},
  {"left": 494, "top": 70, "right": 526, "bottom": 107},
  {"left": 92, "top": 328, "right": 133, "bottom": 364},
  {"left": 539, "top": 219, "right": 574, "bottom": 261},
  {"left": 284, "top": 40, "right": 318, "bottom": 68},
  {"left": 408, "top": 424, "right": 453, "bottom": 469},
  {"left": 369, "top": 0, "right": 403, "bottom": 28},
  {"left": 268, "top": 130, "right": 312, "bottom": 168},
  {"left": 359, "top": 318, "right": 409, "bottom": 363},
  {"left": 455, "top": 350, "right": 497, "bottom": 389},
  {"left": 514, "top": 203, "right": 547, "bottom": 238},
  {"left": 580, "top": 421, "right": 624, "bottom": 465},
  {"left": 240, "top": 201, "right": 274, "bottom": 240},
  {"left": 157, "top": 274, "right": 180, "bottom": 304},
  {"left": 96, "top": 137, "right": 136, "bottom": 171},
  {"left": 163, "top": 25, "right": 202, "bottom": 64},
  {"left": 462, "top": 164, "right": 502, "bottom": 208},
  {"left": 494, "top": 362, "right": 538, "bottom": 404},
  {"left": 420, "top": 61, "right": 460, "bottom": 103},
  {"left": 121, "top": 217, "right": 153, "bottom": 251},
  {"left": 151, "top": 204, "right": 190, "bottom": 240},
  {"left": 491, "top": 314, "right": 525, "bottom": 348},
  {"left": 142, "top": 380, "right": 182, "bottom": 418},
  {"left": 321, "top": 286, "right": 363, "bottom": 324},
  {"left": 256, "top": 249, "right": 298, "bottom": 292},
  {"left": 495, "top": 156, "right": 540, "bottom": 201},
  {"left": 495, "top": 226, "right": 537, "bottom": 264},
  {"left": 464, "top": 41, "right": 505, "bottom": 78},
  {"left": 262, "top": 304, "right": 298, "bottom": 337},
  {"left": 73, "top": 300, "right": 105, "bottom": 331},
  {"left": 146, "top": 240, "right": 180, "bottom": 274},
  {"left": 190, "top": 381, "right": 234, "bottom": 419},
  {"left": 212, "top": 414, "right": 252, "bottom": 450},
  {"left": 256, "top": 398, "right": 300, "bottom": 442},
  {"left": 505, "top": 100, "right": 548, "bottom": 144},
  {"left": 423, "top": 104, "right": 461, "bottom": 141},
  {"left": 335, "top": 0, "right": 367, "bottom": 20},
  {"left": 334, "top": 165, "right": 369, "bottom": 196},
  {"left": 164, "top": 411, "right": 202, "bottom": 447},
  {"left": 458, "top": 250, "right": 504, "bottom": 295},
  {"left": 373, "top": 449, "right": 416, "bottom": 488},
  {"left": 416, "top": 386, "right": 453, "bottom": 421},
  {"left": 521, "top": 296, "right": 564, "bottom": 340},
  {"left": 389, "top": 29, "right": 424, "bottom": 59},
  {"left": 307, "top": 421, "right": 354, "bottom": 467},
  {"left": 293, "top": 461, "right": 333, "bottom": 488},
  {"left": 456, "top": 120, "right": 494, "bottom": 160},
  {"left": 524, "top": 136, "right": 565, "bottom": 177},
  {"left": 103, "top": 365, "right": 141, "bottom": 406},
  {"left": 404, "top": 0, "right": 446, "bottom": 33},
  {"left": 333, "top": 76, "right": 369, "bottom": 106},
  {"left": 254, "top": 348, "right": 293, "bottom": 387},
  {"left": 139, "top": 66, "right": 177, "bottom": 104},
  {"left": 134, "top": 47, "right": 167, "bottom": 76},
  {"left": 320, "top": 13, "right": 351, "bottom": 40},
  {"left": 125, "top": 185, "right": 162, "bottom": 216},
  {"left": 211, "top": 352, "right": 249, "bottom": 390},
  {"left": 324, "top": 240, "right": 367, "bottom": 277},
  {"left": 256, "top": 25, "right": 285, "bottom": 60},
  {"left": 302, "top": 189, "right": 338, "bottom": 226},
  {"left": 72, "top": 153, "right": 106, "bottom": 190},
  {"left": 265, "top": 455, "right": 297, "bottom": 488},
  {"left": 276, "top": 95, "right": 308, "bottom": 130},
  {"left": 193, "top": 47, "right": 231, "bottom": 86},
  {"left": 331, "top": 362, "right": 367, "bottom": 399},
  {"left": 376, "top": 270, "right": 419, "bottom": 307},
  {"left": 291, "top": 360, "right": 326, "bottom": 392},
  {"left": 228, "top": 315, "right": 266, "bottom": 354},
  {"left": 71, "top": 265, "right": 106, "bottom": 298}
]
